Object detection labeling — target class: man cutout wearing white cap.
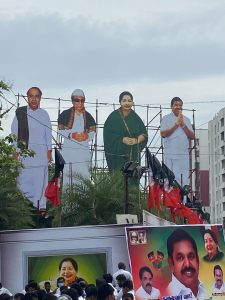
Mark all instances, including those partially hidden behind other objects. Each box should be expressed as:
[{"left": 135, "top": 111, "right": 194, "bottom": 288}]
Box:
[{"left": 58, "top": 89, "right": 96, "bottom": 187}]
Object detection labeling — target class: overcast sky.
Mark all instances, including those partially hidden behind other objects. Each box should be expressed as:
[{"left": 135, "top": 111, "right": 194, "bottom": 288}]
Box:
[{"left": 1, "top": 0, "right": 225, "bottom": 137}]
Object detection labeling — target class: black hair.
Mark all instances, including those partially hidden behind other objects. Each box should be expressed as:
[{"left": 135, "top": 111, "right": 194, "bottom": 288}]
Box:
[
  {"left": 85, "top": 285, "right": 97, "bottom": 298},
  {"left": 36, "top": 289, "right": 46, "bottom": 300},
  {"left": 61, "top": 288, "right": 78, "bottom": 300},
  {"left": 0, "top": 294, "right": 11, "bottom": 300},
  {"left": 122, "top": 279, "right": 133, "bottom": 290},
  {"left": 214, "top": 264, "right": 223, "bottom": 276},
  {"left": 95, "top": 278, "right": 106, "bottom": 289},
  {"left": 59, "top": 258, "right": 78, "bottom": 272},
  {"left": 122, "top": 293, "right": 134, "bottom": 300},
  {"left": 167, "top": 228, "right": 198, "bottom": 260},
  {"left": 97, "top": 283, "right": 114, "bottom": 300},
  {"left": 170, "top": 97, "right": 183, "bottom": 107},
  {"left": 102, "top": 273, "right": 113, "bottom": 284},
  {"left": 42, "top": 295, "right": 57, "bottom": 300},
  {"left": 116, "top": 274, "right": 126, "bottom": 281},
  {"left": 119, "top": 91, "right": 133, "bottom": 103},
  {"left": 118, "top": 262, "right": 126, "bottom": 270},
  {"left": 44, "top": 282, "right": 50, "bottom": 286},
  {"left": 70, "top": 283, "right": 82, "bottom": 297},
  {"left": 204, "top": 229, "right": 218, "bottom": 245},
  {"left": 27, "top": 87, "right": 42, "bottom": 97},
  {"left": 139, "top": 266, "right": 153, "bottom": 280},
  {"left": 14, "top": 293, "right": 25, "bottom": 300}
]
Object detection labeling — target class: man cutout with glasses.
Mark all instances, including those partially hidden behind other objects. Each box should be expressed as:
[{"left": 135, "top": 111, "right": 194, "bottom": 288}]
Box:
[{"left": 58, "top": 89, "right": 96, "bottom": 187}]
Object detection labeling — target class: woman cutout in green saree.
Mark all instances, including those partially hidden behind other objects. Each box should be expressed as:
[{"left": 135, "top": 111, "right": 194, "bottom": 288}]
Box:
[{"left": 103, "top": 91, "right": 148, "bottom": 173}]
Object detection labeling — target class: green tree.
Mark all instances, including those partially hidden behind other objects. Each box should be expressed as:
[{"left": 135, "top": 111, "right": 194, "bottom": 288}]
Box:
[
  {"left": 59, "top": 171, "right": 145, "bottom": 226},
  {"left": 0, "top": 81, "right": 35, "bottom": 230}
]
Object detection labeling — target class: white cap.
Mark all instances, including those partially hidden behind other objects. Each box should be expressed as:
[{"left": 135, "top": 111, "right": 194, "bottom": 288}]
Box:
[{"left": 71, "top": 89, "right": 85, "bottom": 98}]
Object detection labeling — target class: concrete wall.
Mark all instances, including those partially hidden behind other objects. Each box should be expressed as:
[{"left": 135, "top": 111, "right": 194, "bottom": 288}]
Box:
[{"left": 0, "top": 224, "right": 132, "bottom": 294}]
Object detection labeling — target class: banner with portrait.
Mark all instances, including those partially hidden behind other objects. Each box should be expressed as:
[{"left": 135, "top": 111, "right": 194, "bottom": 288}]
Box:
[
  {"left": 126, "top": 225, "right": 225, "bottom": 300},
  {"left": 28, "top": 252, "right": 107, "bottom": 289}
]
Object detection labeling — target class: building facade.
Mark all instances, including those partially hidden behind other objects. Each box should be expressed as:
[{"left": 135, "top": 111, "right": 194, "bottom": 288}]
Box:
[
  {"left": 209, "top": 108, "right": 225, "bottom": 225},
  {"left": 191, "top": 129, "right": 209, "bottom": 210}
]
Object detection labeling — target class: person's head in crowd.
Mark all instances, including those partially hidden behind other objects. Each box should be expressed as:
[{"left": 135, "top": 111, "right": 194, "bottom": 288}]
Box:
[
  {"left": 24, "top": 292, "right": 38, "bottom": 300},
  {"left": 26, "top": 282, "right": 39, "bottom": 293},
  {"left": 203, "top": 229, "right": 221, "bottom": 260},
  {"left": 56, "top": 277, "right": 65, "bottom": 288},
  {"left": 214, "top": 265, "right": 224, "bottom": 289},
  {"left": 116, "top": 274, "right": 126, "bottom": 288},
  {"left": 77, "top": 280, "right": 86, "bottom": 289},
  {"left": 59, "top": 258, "right": 78, "bottom": 286},
  {"left": 42, "top": 294, "right": 57, "bottom": 300},
  {"left": 122, "top": 279, "right": 133, "bottom": 294},
  {"left": 70, "top": 283, "right": 82, "bottom": 297},
  {"left": 97, "top": 283, "right": 115, "bottom": 300},
  {"left": 14, "top": 293, "right": 25, "bottom": 300},
  {"left": 27, "top": 87, "right": 42, "bottom": 111},
  {"left": 60, "top": 288, "right": 78, "bottom": 300},
  {"left": 103, "top": 274, "right": 113, "bottom": 284},
  {"left": 36, "top": 289, "right": 46, "bottom": 300},
  {"left": 0, "top": 294, "right": 11, "bottom": 300},
  {"left": 95, "top": 278, "right": 106, "bottom": 289},
  {"left": 139, "top": 266, "right": 154, "bottom": 295},
  {"left": 122, "top": 293, "right": 133, "bottom": 300},
  {"left": 167, "top": 228, "right": 199, "bottom": 293},
  {"left": 85, "top": 285, "right": 98, "bottom": 300},
  {"left": 44, "top": 282, "right": 51, "bottom": 293},
  {"left": 118, "top": 262, "right": 126, "bottom": 270},
  {"left": 71, "top": 89, "right": 85, "bottom": 113}
]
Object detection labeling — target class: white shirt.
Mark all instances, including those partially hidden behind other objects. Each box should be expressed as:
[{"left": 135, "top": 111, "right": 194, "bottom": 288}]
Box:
[
  {"left": 112, "top": 269, "right": 132, "bottom": 289},
  {"left": 0, "top": 287, "right": 13, "bottom": 297},
  {"left": 212, "top": 282, "right": 225, "bottom": 293},
  {"left": 167, "top": 274, "right": 208, "bottom": 300},
  {"left": 161, "top": 112, "right": 193, "bottom": 159},
  {"left": 135, "top": 285, "right": 160, "bottom": 300}
]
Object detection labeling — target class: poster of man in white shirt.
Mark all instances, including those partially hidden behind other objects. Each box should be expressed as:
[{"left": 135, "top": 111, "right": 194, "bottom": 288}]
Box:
[
  {"left": 135, "top": 266, "right": 160, "bottom": 300},
  {"left": 212, "top": 264, "right": 225, "bottom": 296}
]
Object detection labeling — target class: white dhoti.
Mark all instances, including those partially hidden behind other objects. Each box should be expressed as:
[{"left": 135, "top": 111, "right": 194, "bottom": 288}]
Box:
[
  {"left": 59, "top": 113, "right": 95, "bottom": 188},
  {"left": 11, "top": 107, "right": 52, "bottom": 209}
]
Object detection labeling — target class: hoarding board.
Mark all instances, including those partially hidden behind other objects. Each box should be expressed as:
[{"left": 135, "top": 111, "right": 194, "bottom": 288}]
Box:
[{"left": 126, "top": 225, "right": 225, "bottom": 300}]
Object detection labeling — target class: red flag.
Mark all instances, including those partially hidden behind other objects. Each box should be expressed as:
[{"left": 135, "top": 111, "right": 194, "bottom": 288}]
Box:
[
  {"left": 148, "top": 181, "right": 162, "bottom": 210},
  {"left": 45, "top": 178, "right": 60, "bottom": 206},
  {"left": 148, "top": 183, "right": 155, "bottom": 209},
  {"left": 176, "top": 204, "right": 201, "bottom": 224},
  {"left": 163, "top": 186, "right": 181, "bottom": 208}
]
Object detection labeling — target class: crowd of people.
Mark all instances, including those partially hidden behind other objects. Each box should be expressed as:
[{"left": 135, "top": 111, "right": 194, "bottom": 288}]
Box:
[{"left": 0, "top": 262, "right": 134, "bottom": 300}]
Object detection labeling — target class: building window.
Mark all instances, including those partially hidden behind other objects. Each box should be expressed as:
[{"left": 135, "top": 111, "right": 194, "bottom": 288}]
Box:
[
  {"left": 223, "top": 217, "right": 225, "bottom": 228},
  {"left": 222, "top": 174, "right": 225, "bottom": 182},
  {"left": 221, "top": 118, "right": 224, "bottom": 127},
  {"left": 196, "top": 138, "right": 199, "bottom": 146},
  {"left": 221, "top": 146, "right": 225, "bottom": 155},
  {"left": 222, "top": 188, "right": 225, "bottom": 197},
  {"left": 221, "top": 132, "right": 224, "bottom": 141},
  {"left": 222, "top": 160, "right": 225, "bottom": 169}
]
